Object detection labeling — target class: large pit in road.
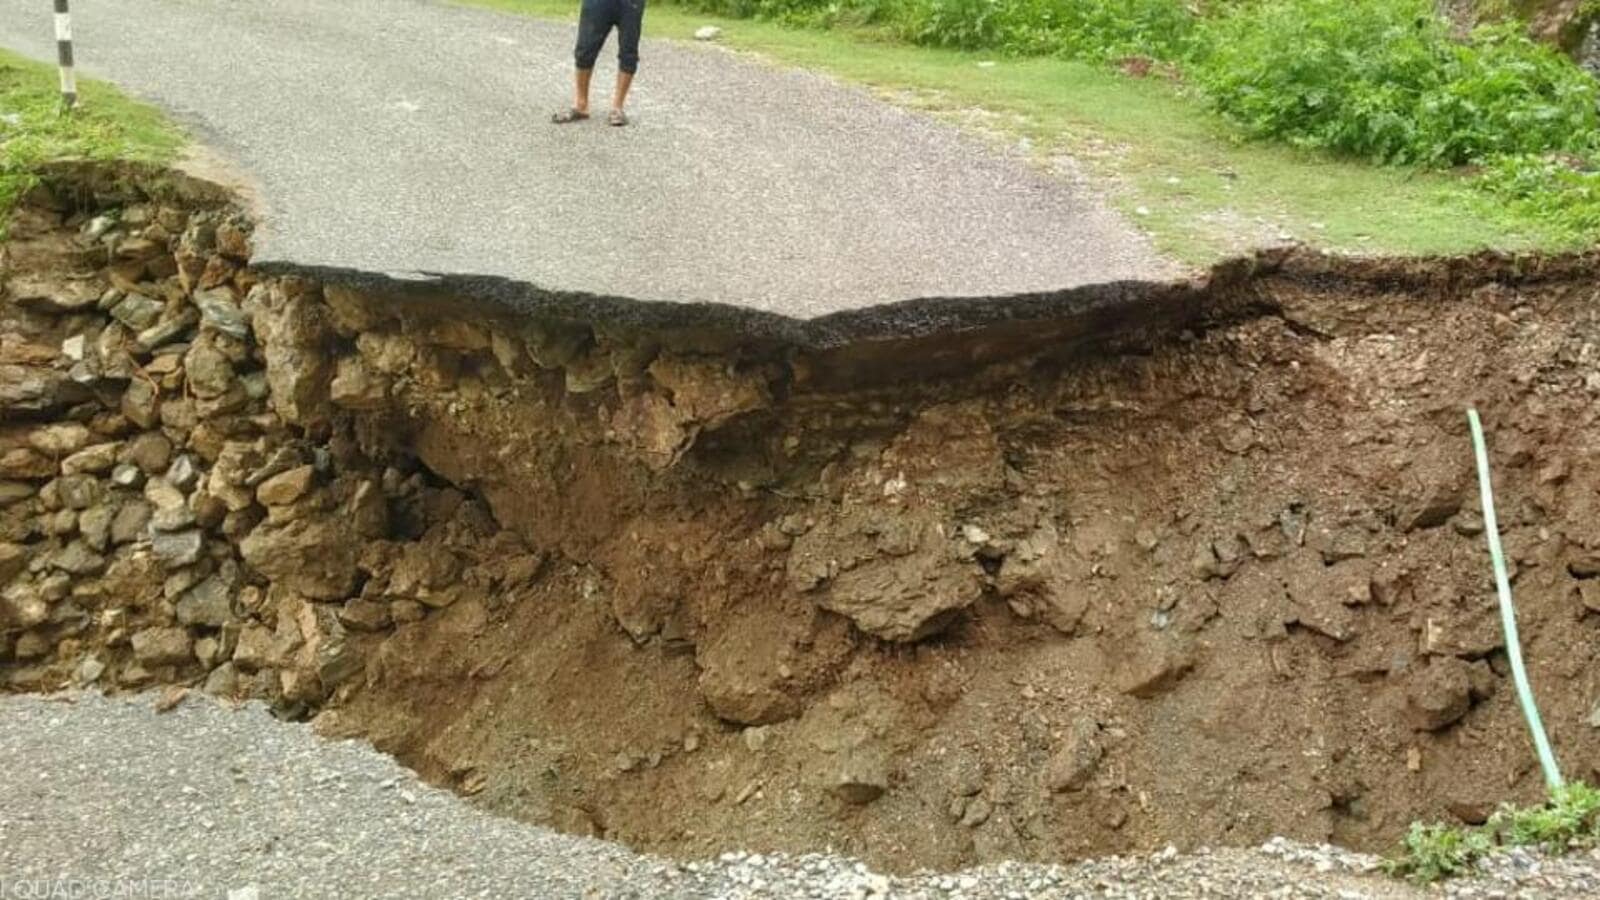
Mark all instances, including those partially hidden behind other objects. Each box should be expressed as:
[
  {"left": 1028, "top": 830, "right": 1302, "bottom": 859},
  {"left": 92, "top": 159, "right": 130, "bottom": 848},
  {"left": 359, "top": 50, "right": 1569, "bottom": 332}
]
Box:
[{"left": 5, "top": 164, "right": 1600, "bottom": 873}]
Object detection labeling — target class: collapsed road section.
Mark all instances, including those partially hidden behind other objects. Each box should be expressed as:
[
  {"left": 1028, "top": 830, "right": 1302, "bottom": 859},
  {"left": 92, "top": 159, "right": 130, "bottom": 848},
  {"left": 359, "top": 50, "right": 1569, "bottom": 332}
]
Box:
[{"left": 4, "top": 164, "right": 1600, "bottom": 873}]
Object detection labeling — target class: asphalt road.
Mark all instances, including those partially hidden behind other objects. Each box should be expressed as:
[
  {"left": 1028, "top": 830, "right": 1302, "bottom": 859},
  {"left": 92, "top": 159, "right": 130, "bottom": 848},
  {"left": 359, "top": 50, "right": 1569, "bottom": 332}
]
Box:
[{"left": 0, "top": 0, "right": 1177, "bottom": 334}]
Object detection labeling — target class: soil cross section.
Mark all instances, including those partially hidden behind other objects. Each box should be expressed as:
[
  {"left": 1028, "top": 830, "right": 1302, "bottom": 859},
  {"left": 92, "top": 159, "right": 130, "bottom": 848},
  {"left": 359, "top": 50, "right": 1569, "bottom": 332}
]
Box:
[{"left": 0, "top": 0, "right": 1177, "bottom": 336}]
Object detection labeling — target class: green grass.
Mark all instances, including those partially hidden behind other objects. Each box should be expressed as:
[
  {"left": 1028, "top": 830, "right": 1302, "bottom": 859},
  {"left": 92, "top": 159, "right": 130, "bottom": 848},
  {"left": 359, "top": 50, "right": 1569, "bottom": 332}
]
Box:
[
  {"left": 468, "top": 0, "right": 1593, "bottom": 262},
  {"left": 1386, "top": 782, "right": 1600, "bottom": 884},
  {"left": 0, "top": 48, "right": 182, "bottom": 235}
]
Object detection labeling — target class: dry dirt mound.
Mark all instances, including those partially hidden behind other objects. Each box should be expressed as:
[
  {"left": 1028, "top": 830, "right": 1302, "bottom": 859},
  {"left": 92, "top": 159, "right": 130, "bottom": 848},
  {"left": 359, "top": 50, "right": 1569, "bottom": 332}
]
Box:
[{"left": 4, "top": 165, "right": 1600, "bottom": 876}]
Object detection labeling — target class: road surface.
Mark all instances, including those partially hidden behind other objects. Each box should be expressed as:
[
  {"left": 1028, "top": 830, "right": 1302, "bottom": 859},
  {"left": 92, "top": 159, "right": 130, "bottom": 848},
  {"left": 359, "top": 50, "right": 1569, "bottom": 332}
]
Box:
[{"left": 0, "top": 0, "right": 1177, "bottom": 338}]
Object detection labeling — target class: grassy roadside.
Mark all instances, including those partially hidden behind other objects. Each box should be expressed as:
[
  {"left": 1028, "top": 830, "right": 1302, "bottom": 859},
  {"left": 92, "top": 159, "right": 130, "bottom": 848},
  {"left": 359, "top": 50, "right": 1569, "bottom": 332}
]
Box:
[
  {"left": 466, "top": 0, "right": 1587, "bottom": 263},
  {"left": 0, "top": 48, "right": 182, "bottom": 236}
]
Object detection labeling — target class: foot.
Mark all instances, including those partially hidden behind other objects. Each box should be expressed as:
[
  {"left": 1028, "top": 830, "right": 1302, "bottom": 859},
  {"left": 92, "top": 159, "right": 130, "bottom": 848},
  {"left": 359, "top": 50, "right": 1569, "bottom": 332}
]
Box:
[
  {"left": 551, "top": 107, "right": 589, "bottom": 124},
  {"left": 607, "top": 108, "right": 628, "bottom": 127}
]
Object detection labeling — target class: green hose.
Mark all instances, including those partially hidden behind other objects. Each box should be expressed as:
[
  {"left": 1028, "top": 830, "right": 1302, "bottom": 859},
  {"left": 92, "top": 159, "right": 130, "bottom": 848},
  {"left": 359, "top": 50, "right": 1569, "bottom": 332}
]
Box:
[{"left": 1468, "top": 408, "right": 1564, "bottom": 793}]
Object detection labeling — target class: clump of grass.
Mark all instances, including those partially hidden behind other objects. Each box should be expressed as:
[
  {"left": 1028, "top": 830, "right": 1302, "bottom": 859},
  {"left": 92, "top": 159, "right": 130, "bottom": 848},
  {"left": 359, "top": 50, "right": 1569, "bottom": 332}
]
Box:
[
  {"left": 0, "top": 48, "right": 181, "bottom": 233},
  {"left": 1386, "top": 782, "right": 1600, "bottom": 884}
]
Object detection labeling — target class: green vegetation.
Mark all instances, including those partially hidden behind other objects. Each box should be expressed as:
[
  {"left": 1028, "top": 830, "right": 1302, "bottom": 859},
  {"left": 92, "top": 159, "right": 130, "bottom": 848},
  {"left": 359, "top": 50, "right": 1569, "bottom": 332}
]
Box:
[
  {"left": 471, "top": 0, "right": 1598, "bottom": 258},
  {"left": 0, "top": 48, "right": 182, "bottom": 234},
  {"left": 1194, "top": 1, "right": 1598, "bottom": 166},
  {"left": 1387, "top": 782, "right": 1600, "bottom": 884}
]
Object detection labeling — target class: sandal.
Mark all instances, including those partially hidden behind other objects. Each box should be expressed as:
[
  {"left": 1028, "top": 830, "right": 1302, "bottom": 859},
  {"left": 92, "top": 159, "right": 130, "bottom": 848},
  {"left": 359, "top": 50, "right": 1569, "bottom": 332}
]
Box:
[
  {"left": 607, "top": 109, "right": 628, "bottom": 127},
  {"left": 551, "top": 108, "right": 589, "bottom": 124}
]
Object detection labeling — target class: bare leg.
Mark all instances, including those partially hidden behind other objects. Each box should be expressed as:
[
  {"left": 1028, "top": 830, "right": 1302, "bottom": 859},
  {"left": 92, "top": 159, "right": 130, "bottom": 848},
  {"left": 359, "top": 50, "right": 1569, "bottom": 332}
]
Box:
[
  {"left": 611, "top": 71, "right": 634, "bottom": 114},
  {"left": 574, "top": 67, "right": 594, "bottom": 114}
]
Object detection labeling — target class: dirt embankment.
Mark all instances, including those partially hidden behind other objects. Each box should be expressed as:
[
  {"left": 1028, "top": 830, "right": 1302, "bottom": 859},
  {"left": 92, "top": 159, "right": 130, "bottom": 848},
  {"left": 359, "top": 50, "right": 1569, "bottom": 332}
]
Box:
[{"left": 4, "top": 165, "right": 1600, "bottom": 874}]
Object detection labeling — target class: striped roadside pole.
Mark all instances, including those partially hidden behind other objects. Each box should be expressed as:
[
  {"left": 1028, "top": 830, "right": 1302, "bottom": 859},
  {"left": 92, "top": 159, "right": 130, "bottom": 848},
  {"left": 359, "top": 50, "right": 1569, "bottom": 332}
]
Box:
[{"left": 54, "top": 0, "right": 77, "bottom": 109}]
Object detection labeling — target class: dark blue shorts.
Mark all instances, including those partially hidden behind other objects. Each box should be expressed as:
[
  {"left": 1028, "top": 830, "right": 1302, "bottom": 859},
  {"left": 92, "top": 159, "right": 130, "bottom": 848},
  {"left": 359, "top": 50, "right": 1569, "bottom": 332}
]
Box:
[{"left": 575, "top": 0, "right": 645, "bottom": 74}]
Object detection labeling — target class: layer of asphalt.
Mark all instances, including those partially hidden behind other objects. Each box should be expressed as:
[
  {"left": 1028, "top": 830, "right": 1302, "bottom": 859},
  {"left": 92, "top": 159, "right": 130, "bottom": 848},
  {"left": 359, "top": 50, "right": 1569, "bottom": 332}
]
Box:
[
  {"left": 0, "top": 0, "right": 1181, "bottom": 342},
  {"left": 17, "top": 691, "right": 1600, "bottom": 900}
]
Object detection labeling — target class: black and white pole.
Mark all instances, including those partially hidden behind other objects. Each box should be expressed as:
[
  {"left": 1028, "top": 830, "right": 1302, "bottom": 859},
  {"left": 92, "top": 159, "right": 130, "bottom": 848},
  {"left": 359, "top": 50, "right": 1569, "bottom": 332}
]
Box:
[{"left": 54, "top": 0, "right": 77, "bottom": 109}]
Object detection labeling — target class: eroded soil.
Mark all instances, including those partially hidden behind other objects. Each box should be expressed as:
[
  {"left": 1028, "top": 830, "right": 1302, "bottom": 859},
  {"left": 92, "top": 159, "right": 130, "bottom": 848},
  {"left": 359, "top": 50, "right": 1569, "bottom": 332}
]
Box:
[{"left": 5, "top": 166, "right": 1600, "bottom": 874}]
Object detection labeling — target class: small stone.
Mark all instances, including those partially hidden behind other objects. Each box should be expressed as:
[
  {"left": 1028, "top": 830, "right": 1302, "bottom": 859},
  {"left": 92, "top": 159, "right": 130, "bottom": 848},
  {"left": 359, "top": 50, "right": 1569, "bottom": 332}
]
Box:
[
  {"left": 192, "top": 287, "right": 251, "bottom": 338},
  {"left": 61, "top": 334, "right": 87, "bottom": 362},
  {"left": 743, "top": 726, "right": 770, "bottom": 753},
  {"left": 959, "top": 796, "right": 993, "bottom": 828},
  {"left": 338, "top": 597, "right": 391, "bottom": 632},
  {"left": 74, "top": 656, "right": 106, "bottom": 685},
  {"left": 0, "top": 448, "right": 54, "bottom": 479},
  {"left": 329, "top": 357, "right": 389, "bottom": 410},
  {"left": 256, "top": 465, "right": 315, "bottom": 507},
  {"left": 830, "top": 749, "right": 890, "bottom": 805},
  {"left": 78, "top": 505, "right": 114, "bottom": 551},
  {"left": 694, "top": 25, "right": 722, "bottom": 40},
  {"left": 144, "top": 477, "right": 186, "bottom": 512},
  {"left": 110, "top": 463, "right": 144, "bottom": 488},
  {"left": 13, "top": 276, "right": 103, "bottom": 314},
  {"left": 390, "top": 600, "right": 426, "bottom": 623},
  {"left": 55, "top": 475, "right": 103, "bottom": 510},
  {"left": 184, "top": 341, "right": 237, "bottom": 398},
  {"left": 1045, "top": 718, "right": 1103, "bottom": 792},
  {"left": 1405, "top": 658, "right": 1475, "bottom": 732},
  {"left": 13, "top": 630, "right": 50, "bottom": 659},
  {"left": 150, "top": 503, "right": 197, "bottom": 532},
  {"left": 120, "top": 432, "right": 173, "bottom": 475},
  {"left": 166, "top": 455, "right": 200, "bottom": 491},
  {"left": 175, "top": 575, "right": 234, "bottom": 627},
  {"left": 150, "top": 529, "right": 205, "bottom": 568},
  {"left": 110, "top": 501, "right": 153, "bottom": 544},
  {"left": 109, "top": 294, "right": 164, "bottom": 331},
  {"left": 130, "top": 626, "right": 193, "bottom": 665},
  {"left": 2, "top": 582, "right": 48, "bottom": 627},
  {"left": 1117, "top": 645, "right": 1193, "bottom": 698},
  {"left": 122, "top": 380, "right": 161, "bottom": 429},
  {"left": 0, "top": 481, "right": 36, "bottom": 506},
  {"left": 61, "top": 442, "right": 120, "bottom": 476},
  {"left": 203, "top": 661, "right": 240, "bottom": 696},
  {"left": 194, "top": 636, "right": 221, "bottom": 669},
  {"left": 0, "top": 543, "right": 27, "bottom": 582},
  {"left": 27, "top": 423, "right": 91, "bottom": 456},
  {"left": 216, "top": 221, "right": 252, "bottom": 260},
  {"left": 43, "top": 508, "right": 77, "bottom": 536},
  {"left": 135, "top": 309, "right": 200, "bottom": 351}
]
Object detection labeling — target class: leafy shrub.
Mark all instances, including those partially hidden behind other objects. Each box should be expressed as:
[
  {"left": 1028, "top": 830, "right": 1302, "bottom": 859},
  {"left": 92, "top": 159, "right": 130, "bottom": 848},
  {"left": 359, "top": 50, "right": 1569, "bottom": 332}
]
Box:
[
  {"left": 896, "top": 0, "right": 1200, "bottom": 60},
  {"left": 673, "top": 0, "right": 1202, "bottom": 62},
  {"left": 1387, "top": 782, "right": 1600, "bottom": 884},
  {"left": 1477, "top": 154, "right": 1600, "bottom": 244},
  {"left": 1193, "top": 0, "right": 1600, "bottom": 166},
  {"left": 1386, "top": 821, "right": 1494, "bottom": 883}
]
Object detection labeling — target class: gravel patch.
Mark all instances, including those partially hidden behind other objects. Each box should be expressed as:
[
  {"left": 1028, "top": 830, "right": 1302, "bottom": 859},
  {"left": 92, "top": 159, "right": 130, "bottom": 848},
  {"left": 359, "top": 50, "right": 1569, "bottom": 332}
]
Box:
[{"left": 3, "top": 692, "right": 1598, "bottom": 899}]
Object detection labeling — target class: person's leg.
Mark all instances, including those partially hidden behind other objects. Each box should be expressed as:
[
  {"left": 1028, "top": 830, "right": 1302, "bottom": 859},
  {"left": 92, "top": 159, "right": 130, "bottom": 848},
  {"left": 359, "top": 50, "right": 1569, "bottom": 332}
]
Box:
[
  {"left": 611, "top": 0, "right": 644, "bottom": 118},
  {"left": 562, "top": 0, "right": 612, "bottom": 119},
  {"left": 611, "top": 71, "right": 633, "bottom": 114},
  {"left": 573, "top": 67, "right": 594, "bottom": 115}
]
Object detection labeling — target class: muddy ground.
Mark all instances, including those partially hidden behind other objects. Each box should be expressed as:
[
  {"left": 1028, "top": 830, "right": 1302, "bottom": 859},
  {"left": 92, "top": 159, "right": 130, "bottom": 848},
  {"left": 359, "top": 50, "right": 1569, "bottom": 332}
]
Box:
[{"left": 4, "top": 165, "right": 1600, "bottom": 875}]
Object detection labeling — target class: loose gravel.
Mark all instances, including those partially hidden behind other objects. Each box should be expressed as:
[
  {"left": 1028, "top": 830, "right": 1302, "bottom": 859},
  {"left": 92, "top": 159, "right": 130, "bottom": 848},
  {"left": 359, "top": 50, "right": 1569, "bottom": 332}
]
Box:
[{"left": 3, "top": 692, "right": 1598, "bottom": 899}]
